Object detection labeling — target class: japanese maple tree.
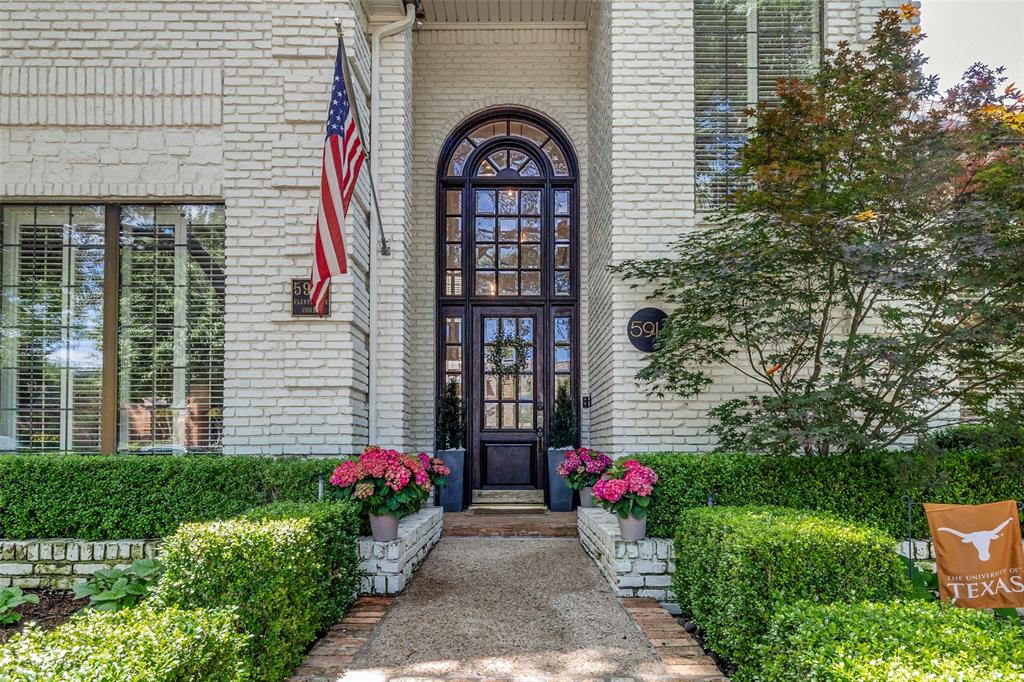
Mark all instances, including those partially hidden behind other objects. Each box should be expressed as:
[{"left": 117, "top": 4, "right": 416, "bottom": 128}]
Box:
[{"left": 615, "top": 6, "right": 1024, "bottom": 455}]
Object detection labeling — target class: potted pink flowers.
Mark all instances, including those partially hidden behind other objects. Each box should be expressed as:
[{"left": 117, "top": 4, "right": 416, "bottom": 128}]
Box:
[
  {"left": 418, "top": 452, "right": 452, "bottom": 506},
  {"left": 330, "top": 445, "right": 442, "bottom": 541},
  {"left": 556, "top": 447, "right": 613, "bottom": 508},
  {"left": 592, "top": 459, "right": 658, "bottom": 541}
]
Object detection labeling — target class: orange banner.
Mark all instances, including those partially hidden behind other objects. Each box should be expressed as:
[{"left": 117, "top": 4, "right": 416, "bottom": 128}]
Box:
[{"left": 924, "top": 500, "right": 1024, "bottom": 608}]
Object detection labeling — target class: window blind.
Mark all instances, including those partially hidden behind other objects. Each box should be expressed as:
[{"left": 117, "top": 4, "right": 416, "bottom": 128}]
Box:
[
  {"left": 695, "top": 0, "right": 822, "bottom": 209},
  {"left": 0, "top": 205, "right": 106, "bottom": 452},
  {"left": 119, "top": 205, "right": 225, "bottom": 452}
]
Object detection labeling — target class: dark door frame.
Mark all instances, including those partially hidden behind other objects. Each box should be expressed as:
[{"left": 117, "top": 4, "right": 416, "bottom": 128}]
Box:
[{"left": 434, "top": 107, "right": 581, "bottom": 502}]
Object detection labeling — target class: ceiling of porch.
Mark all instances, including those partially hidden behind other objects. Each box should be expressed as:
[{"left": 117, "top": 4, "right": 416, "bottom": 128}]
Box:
[
  {"left": 420, "top": 0, "right": 592, "bottom": 25},
  {"left": 359, "top": 0, "right": 593, "bottom": 28}
]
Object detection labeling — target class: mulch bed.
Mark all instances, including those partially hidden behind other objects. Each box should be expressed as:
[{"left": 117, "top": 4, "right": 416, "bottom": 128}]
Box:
[{"left": 0, "top": 589, "right": 87, "bottom": 644}]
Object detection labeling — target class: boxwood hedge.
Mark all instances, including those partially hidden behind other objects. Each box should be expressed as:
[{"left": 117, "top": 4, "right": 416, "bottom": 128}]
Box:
[
  {"left": 755, "top": 599, "right": 1024, "bottom": 681},
  {"left": 0, "top": 605, "right": 249, "bottom": 681},
  {"left": 0, "top": 454, "right": 339, "bottom": 539},
  {"left": 634, "top": 448, "right": 1024, "bottom": 538},
  {"left": 156, "top": 500, "right": 360, "bottom": 682},
  {"left": 673, "top": 506, "right": 909, "bottom": 673}
]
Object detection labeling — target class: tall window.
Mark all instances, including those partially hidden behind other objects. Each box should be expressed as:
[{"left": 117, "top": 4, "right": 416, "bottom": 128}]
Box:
[
  {"left": 119, "top": 205, "right": 225, "bottom": 451},
  {"left": 695, "top": 0, "right": 822, "bottom": 208},
  {"left": 0, "top": 205, "right": 105, "bottom": 451},
  {"left": 0, "top": 203, "right": 225, "bottom": 453}
]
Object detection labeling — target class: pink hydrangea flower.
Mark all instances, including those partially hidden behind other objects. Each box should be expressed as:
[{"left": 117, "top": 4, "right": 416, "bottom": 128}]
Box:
[
  {"left": 594, "top": 477, "right": 628, "bottom": 502},
  {"left": 354, "top": 481, "right": 374, "bottom": 499},
  {"left": 330, "top": 460, "right": 363, "bottom": 488}
]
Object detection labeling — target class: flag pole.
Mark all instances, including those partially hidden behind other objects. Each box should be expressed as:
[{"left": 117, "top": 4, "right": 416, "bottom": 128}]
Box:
[{"left": 335, "top": 19, "right": 391, "bottom": 256}]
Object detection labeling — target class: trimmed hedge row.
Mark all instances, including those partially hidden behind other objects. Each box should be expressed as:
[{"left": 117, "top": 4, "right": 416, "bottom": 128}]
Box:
[
  {"left": 672, "top": 506, "right": 909, "bottom": 673},
  {"left": 755, "top": 600, "right": 1024, "bottom": 681},
  {"left": 634, "top": 448, "right": 1024, "bottom": 538},
  {"left": 0, "top": 454, "right": 339, "bottom": 539},
  {"left": 0, "top": 605, "right": 250, "bottom": 681},
  {"left": 156, "top": 500, "right": 360, "bottom": 682}
]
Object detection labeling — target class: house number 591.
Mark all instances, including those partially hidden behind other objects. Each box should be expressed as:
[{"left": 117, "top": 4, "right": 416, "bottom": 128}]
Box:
[{"left": 626, "top": 307, "right": 668, "bottom": 353}]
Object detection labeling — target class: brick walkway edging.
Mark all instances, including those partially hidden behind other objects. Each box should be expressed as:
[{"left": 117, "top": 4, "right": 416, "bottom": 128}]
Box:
[
  {"left": 622, "top": 598, "right": 727, "bottom": 682},
  {"left": 287, "top": 596, "right": 393, "bottom": 681}
]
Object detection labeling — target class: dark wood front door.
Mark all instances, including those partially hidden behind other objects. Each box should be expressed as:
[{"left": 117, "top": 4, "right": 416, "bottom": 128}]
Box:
[
  {"left": 435, "top": 109, "right": 581, "bottom": 503},
  {"left": 470, "top": 306, "right": 543, "bottom": 488}
]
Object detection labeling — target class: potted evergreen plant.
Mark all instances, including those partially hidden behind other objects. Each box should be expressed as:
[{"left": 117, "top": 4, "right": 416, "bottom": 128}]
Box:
[
  {"left": 546, "top": 381, "right": 576, "bottom": 511},
  {"left": 435, "top": 377, "right": 466, "bottom": 512}
]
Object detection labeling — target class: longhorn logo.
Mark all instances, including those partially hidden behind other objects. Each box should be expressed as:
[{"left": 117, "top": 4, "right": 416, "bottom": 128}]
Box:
[{"left": 936, "top": 518, "right": 1012, "bottom": 562}]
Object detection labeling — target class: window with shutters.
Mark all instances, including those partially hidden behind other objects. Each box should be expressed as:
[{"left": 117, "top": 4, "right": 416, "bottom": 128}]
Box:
[
  {"left": 695, "top": 0, "right": 822, "bottom": 209},
  {"left": 0, "top": 203, "right": 225, "bottom": 453}
]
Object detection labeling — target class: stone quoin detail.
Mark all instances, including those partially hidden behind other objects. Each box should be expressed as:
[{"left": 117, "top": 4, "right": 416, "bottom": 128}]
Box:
[{"left": 358, "top": 507, "right": 442, "bottom": 595}]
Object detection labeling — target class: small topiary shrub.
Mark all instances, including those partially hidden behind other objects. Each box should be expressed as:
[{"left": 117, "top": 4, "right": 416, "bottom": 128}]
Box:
[
  {"left": 0, "top": 454, "right": 340, "bottom": 540},
  {"left": 673, "top": 506, "right": 909, "bottom": 672},
  {"left": 0, "top": 605, "right": 249, "bottom": 681},
  {"left": 156, "top": 500, "right": 359, "bottom": 682},
  {"left": 755, "top": 599, "right": 1024, "bottom": 681},
  {"left": 241, "top": 500, "right": 361, "bottom": 625}
]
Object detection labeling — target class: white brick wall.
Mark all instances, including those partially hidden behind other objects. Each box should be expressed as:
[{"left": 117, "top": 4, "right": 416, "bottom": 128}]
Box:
[
  {"left": 578, "top": 509, "right": 681, "bottom": 614},
  {"left": 1, "top": 0, "right": 902, "bottom": 455},
  {"left": 1, "top": 0, "right": 377, "bottom": 455},
  {"left": 0, "top": 538, "right": 162, "bottom": 590}
]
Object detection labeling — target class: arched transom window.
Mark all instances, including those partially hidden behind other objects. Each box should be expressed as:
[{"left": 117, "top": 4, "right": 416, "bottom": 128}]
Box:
[{"left": 437, "top": 111, "right": 578, "bottom": 301}]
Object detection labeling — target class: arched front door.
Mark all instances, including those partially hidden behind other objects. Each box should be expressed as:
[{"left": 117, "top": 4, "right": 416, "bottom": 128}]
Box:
[{"left": 436, "top": 108, "right": 580, "bottom": 494}]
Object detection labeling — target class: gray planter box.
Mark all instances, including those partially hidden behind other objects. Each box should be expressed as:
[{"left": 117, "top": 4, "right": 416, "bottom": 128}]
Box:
[
  {"left": 547, "top": 447, "right": 573, "bottom": 512},
  {"left": 436, "top": 448, "right": 465, "bottom": 512}
]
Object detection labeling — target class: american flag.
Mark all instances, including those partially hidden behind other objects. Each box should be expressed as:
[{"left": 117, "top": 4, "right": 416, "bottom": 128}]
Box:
[{"left": 310, "top": 36, "right": 366, "bottom": 316}]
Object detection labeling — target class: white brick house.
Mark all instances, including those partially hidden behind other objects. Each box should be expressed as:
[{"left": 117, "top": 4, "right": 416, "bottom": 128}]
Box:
[{"left": 0, "top": 1, "right": 905, "bottom": 486}]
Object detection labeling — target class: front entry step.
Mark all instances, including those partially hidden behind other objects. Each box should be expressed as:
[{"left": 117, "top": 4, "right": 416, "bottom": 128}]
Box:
[{"left": 472, "top": 489, "right": 544, "bottom": 505}]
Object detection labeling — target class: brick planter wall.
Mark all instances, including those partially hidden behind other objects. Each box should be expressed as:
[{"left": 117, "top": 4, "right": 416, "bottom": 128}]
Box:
[
  {"left": 358, "top": 507, "right": 443, "bottom": 595},
  {"left": 580, "top": 508, "right": 956, "bottom": 615},
  {"left": 0, "top": 539, "right": 161, "bottom": 589},
  {"left": 1, "top": 508, "right": 443, "bottom": 595},
  {"left": 578, "top": 509, "right": 680, "bottom": 613}
]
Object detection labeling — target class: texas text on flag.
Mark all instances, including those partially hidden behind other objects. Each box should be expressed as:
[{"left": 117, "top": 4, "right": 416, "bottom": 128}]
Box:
[{"left": 310, "top": 36, "right": 366, "bottom": 317}]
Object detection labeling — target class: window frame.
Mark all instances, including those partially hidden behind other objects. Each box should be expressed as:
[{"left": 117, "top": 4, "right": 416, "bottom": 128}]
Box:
[
  {"left": 0, "top": 200, "right": 226, "bottom": 454},
  {"left": 693, "top": 0, "right": 824, "bottom": 210}
]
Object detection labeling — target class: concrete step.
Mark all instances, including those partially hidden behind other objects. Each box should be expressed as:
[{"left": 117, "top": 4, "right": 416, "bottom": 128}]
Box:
[
  {"left": 469, "top": 503, "right": 548, "bottom": 515},
  {"left": 472, "top": 488, "right": 545, "bottom": 505}
]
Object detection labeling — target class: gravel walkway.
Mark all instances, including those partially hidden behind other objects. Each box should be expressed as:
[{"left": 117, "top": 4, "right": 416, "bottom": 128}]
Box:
[{"left": 346, "top": 537, "right": 665, "bottom": 679}]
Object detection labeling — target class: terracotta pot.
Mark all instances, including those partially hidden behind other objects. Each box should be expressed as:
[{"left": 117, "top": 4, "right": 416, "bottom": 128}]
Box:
[
  {"left": 580, "top": 486, "right": 595, "bottom": 508},
  {"left": 368, "top": 512, "right": 399, "bottom": 542},
  {"left": 618, "top": 513, "right": 647, "bottom": 541}
]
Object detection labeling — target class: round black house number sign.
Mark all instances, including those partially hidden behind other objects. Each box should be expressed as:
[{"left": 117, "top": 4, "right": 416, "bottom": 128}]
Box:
[{"left": 627, "top": 307, "right": 668, "bottom": 352}]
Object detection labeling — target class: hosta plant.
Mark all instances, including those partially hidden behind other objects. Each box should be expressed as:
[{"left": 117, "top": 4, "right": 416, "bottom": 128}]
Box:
[
  {"left": 592, "top": 459, "right": 659, "bottom": 519},
  {"left": 73, "top": 558, "right": 164, "bottom": 611},
  {"left": 330, "top": 445, "right": 444, "bottom": 519},
  {"left": 556, "top": 447, "right": 612, "bottom": 490},
  {"left": 0, "top": 586, "right": 39, "bottom": 624}
]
